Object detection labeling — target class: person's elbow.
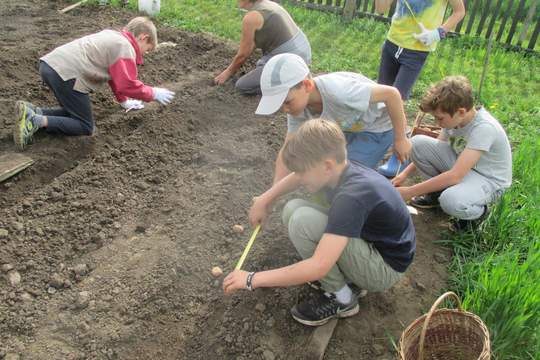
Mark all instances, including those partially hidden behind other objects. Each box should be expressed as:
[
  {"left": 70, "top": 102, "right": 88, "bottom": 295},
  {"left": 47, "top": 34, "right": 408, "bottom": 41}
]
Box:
[
  {"left": 309, "top": 258, "right": 333, "bottom": 281},
  {"left": 446, "top": 169, "right": 466, "bottom": 185}
]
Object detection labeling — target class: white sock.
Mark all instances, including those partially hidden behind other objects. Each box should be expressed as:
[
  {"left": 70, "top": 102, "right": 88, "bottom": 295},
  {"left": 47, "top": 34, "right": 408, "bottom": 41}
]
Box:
[{"left": 333, "top": 284, "right": 353, "bottom": 304}]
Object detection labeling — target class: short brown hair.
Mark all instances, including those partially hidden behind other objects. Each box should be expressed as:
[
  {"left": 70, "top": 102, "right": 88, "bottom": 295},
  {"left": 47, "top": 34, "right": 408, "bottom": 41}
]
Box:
[
  {"left": 125, "top": 17, "right": 158, "bottom": 49},
  {"left": 282, "top": 119, "right": 347, "bottom": 173},
  {"left": 420, "top": 76, "right": 474, "bottom": 115}
]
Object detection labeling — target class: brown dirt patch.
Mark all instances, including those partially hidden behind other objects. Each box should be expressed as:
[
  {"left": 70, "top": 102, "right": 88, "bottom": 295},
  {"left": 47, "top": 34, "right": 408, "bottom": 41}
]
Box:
[{"left": 0, "top": 1, "right": 451, "bottom": 359}]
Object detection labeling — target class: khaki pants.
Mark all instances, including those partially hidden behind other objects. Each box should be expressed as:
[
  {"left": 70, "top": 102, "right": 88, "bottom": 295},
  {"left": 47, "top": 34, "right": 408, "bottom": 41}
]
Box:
[{"left": 282, "top": 199, "right": 403, "bottom": 293}]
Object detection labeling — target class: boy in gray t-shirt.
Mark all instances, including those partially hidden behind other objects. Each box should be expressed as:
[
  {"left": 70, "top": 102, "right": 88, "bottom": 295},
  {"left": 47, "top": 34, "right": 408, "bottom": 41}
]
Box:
[
  {"left": 392, "top": 76, "right": 512, "bottom": 231},
  {"left": 255, "top": 53, "right": 412, "bottom": 184}
]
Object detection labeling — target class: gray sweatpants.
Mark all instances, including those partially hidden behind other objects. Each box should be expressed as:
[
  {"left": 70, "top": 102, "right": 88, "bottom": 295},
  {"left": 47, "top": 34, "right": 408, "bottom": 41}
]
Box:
[
  {"left": 282, "top": 199, "right": 403, "bottom": 293},
  {"left": 411, "top": 135, "right": 505, "bottom": 220},
  {"left": 235, "top": 30, "right": 312, "bottom": 95}
]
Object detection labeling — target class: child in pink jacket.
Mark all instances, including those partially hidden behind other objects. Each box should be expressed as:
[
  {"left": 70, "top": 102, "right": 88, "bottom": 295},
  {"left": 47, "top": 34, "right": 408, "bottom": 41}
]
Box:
[{"left": 14, "top": 17, "right": 174, "bottom": 150}]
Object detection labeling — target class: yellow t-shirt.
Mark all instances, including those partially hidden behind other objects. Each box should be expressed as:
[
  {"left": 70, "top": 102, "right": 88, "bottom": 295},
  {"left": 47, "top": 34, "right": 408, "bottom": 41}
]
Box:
[{"left": 387, "top": 0, "right": 447, "bottom": 52}]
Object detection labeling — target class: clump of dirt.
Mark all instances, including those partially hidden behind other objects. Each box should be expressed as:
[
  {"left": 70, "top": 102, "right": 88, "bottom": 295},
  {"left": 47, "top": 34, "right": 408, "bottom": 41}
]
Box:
[{"left": 0, "top": 1, "right": 451, "bottom": 359}]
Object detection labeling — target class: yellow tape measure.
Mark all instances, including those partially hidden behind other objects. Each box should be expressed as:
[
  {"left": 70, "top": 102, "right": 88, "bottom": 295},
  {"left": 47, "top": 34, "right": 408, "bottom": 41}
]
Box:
[{"left": 235, "top": 224, "right": 261, "bottom": 270}]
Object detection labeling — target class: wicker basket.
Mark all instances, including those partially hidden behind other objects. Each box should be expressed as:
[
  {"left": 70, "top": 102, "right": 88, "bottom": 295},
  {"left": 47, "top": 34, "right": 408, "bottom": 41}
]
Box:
[
  {"left": 411, "top": 112, "right": 441, "bottom": 139},
  {"left": 399, "top": 292, "right": 491, "bottom": 360}
]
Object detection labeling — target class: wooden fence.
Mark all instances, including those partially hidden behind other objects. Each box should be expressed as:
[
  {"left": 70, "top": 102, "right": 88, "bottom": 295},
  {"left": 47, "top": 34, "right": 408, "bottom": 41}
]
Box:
[{"left": 284, "top": 0, "right": 540, "bottom": 52}]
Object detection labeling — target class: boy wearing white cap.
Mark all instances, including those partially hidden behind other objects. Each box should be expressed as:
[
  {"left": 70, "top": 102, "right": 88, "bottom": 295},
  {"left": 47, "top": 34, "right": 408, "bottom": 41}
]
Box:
[{"left": 255, "top": 53, "right": 412, "bottom": 183}]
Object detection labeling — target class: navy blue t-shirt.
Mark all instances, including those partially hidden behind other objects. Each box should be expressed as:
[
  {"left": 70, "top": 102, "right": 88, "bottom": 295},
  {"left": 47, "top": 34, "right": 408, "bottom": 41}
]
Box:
[{"left": 325, "top": 162, "right": 416, "bottom": 272}]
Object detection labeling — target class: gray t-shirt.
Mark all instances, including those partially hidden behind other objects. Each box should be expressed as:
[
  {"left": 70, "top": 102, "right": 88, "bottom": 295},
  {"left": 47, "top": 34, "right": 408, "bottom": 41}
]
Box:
[
  {"left": 442, "top": 107, "right": 512, "bottom": 188},
  {"left": 287, "top": 72, "right": 393, "bottom": 134}
]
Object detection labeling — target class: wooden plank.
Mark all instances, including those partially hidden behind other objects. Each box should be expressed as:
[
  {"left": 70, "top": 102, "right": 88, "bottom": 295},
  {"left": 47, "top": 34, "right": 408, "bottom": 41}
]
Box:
[
  {"left": 59, "top": 0, "right": 88, "bottom": 14},
  {"left": 496, "top": 0, "right": 514, "bottom": 42},
  {"left": 486, "top": 0, "right": 504, "bottom": 40},
  {"left": 343, "top": 0, "right": 357, "bottom": 19},
  {"left": 465, "top": 0, "right": 481, "bottom": 35},
  {"left": 302, "top": 319, "right": 338, "bottom": 360},
  {"left": 528, "top": 14, "right": 540, "bottom": 50},
  {"left": 517, "top": 0, "right": 538, "bottom": 46},
  {"left": 476, "top": 0, "right": 493, "bottom": 37},
  {"left": 362, "top": 0, "right": 369, "bottom": 13},
  {"left": 0, "top": 154, "right": 34, "bottom": 183},
  {"left": 388, "top": 0, "right": 396, "bottom": 17},
  {"left": 506, "top": 0, "right": 527, "bottom": 45}
]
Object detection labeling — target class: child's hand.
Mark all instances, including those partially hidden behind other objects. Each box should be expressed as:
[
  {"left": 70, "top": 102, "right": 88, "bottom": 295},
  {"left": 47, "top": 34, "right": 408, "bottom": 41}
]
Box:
[
  {"left": 413, "top": 22, "right": 441, "bottom": 46},
  {"left": 214, "top": 69, "right": 232, "bottom": 85},
  {"left": 223, "top": 270, "right": 249, "bottom": 295},
  {"left": 249, "top": 196, "right": 270, "bottom": 227},
  {"left": 397, "top": 186, "right": 415, "bottom": 201},
  {"left": 120, "top": 99, "right": 145, "bottom": 112},
  {"left": 391, "top": 172, "right": 408, "bottom": 187},
  {"left": 393, "top": 137, "right": 412, "bottom": 163},
  {"left": 153, "top": 87, "right": 175, "bottom": 105}
]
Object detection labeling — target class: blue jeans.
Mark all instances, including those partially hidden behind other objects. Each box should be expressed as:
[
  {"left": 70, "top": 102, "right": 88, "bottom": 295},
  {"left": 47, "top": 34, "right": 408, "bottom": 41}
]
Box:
[
  {"left": 345, "top": 129, "right": 394, "bottom": 169},
  {"left": 39, "top": 61, "right": 94, "bottom": 136},
  {"left": 377, "top": 40, "right": 429, "bottom": 100}
]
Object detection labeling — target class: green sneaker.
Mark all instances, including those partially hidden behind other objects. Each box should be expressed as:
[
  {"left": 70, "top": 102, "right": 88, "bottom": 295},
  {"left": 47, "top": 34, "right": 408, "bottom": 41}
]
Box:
[{"left": 13, "top": 101, "right": 39, "bottom": 150}]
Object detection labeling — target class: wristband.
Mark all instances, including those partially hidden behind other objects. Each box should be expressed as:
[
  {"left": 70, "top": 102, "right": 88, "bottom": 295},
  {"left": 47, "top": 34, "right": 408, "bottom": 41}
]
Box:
[
  {"left": 437, "top": 27, "right": 447, "bottom": 40},
  {"left": 246, "top": 272, "right": 255, "bottom": 291}
]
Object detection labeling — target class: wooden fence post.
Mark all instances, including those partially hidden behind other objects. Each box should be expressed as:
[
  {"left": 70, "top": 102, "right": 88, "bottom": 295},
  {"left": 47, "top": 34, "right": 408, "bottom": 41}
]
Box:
[{"left": 344, "top": 0, "right": 357, "bottom": 20}]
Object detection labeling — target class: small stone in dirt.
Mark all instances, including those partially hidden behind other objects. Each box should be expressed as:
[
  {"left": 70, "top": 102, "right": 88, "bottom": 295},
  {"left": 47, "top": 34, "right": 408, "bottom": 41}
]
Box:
[
  {"left": 134, "top": 181, "right": 150, "bottom": 191},
  {"left": 49, "top": 273, "right": 65, "bottom": 289},
  {"left": 413, "top": 280, "right": 427, "bottom": 291},
  {"left": 1, "top": 263, "right": 14, "bottom": 273},
  {"left": 373, "top": 343, "right": 385, "bottom": 356},
  {"left": 232, "top": 224, "right": 244, "bottom": 234},
  {"left": 13, "top": 222, "right": 24, "bottom": 232},
  {"left": 255, "top": 303, "right": 266, "bottom": 312},
  {"left": 5, "top": 353, "right": 21, "bottom": 360},
  {"left": 20, "top": 292, "right": 33, "bottom": 302},
  {"left": 266, "top": 317, "right": 275, "bottom": 328},
  {"left": 7, "top": 271, "right": 21, "bottom": 287},
  {"left": 75, "top": 291, "right": 90, "bottom": 309},
  {"left": 434, "top": 252, "right": 447, "bottom": 264},
  {"left": 47, "top": 286, "right": 57, "bottom": 295},
  {"left": 262, "top": 350, "right": 275, "bottom": 360},
  {"left": 22, "top": 200, "right": 31, "bottom": 208},
  {"left": 36, "top": 227, "right": 45, "bottom": 237},
  {"left": 0, "top": 228, "right": 9, "bottom": 238},
  {"left": 72, "top": 264, "right": 88, "bottom": 276},
  {"left": 211, "top": 266, "right": 223, "bottom": 278}
]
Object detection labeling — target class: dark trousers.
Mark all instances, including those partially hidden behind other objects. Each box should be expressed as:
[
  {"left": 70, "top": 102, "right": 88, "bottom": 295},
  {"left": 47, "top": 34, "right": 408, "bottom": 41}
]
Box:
[
  {"left": 39, "top": 61, "right": 94, "bottom": 135},
  {"left": 377, "top": 40, "right": 429, "bottom": 100}
]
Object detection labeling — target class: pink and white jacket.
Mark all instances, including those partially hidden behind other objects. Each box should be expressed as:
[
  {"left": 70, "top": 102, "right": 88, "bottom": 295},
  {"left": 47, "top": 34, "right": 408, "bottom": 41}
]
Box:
[{"left": 41, "top": 30, "right": 154, "bottom": 103}]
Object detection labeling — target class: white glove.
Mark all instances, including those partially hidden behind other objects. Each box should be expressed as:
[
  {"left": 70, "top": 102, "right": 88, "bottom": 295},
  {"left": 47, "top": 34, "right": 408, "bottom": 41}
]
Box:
[
  {"left": 120, "top": 99, "right": 145, "bottom": 111},
  {"left": 413, "top": 22, "right": 441, "bottom": 47},
  {"left": 153, "top": 87, "right": 175, "bottom": 105}
]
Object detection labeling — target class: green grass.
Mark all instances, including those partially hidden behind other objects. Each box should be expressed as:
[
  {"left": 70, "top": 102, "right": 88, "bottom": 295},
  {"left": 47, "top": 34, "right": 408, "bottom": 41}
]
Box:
[{"left": 109, "top": 0, "right": 539, "bottom": 358}]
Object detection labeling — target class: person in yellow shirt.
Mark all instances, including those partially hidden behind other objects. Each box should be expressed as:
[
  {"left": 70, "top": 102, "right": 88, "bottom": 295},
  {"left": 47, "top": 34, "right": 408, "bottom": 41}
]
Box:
[{"left": 375, "top": 0, "right": 465, "bottom": 177}]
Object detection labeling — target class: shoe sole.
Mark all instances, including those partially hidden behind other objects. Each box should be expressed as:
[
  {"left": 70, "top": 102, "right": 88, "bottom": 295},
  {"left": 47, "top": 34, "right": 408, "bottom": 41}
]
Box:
[
  {"left": 12, "top": 101, "right": 25, "bottom": 151},
  {"left": 291, "top": 303, "right": 360, "bottom": 327},
  {"left": 410, "top": 203, "right": 439, "bottom": 209}
]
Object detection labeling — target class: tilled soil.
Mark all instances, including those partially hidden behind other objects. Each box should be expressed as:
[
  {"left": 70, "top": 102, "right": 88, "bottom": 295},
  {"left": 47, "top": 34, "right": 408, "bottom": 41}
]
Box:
[{"left": 0, "top": 1, "right": 452, "bottom": 359}]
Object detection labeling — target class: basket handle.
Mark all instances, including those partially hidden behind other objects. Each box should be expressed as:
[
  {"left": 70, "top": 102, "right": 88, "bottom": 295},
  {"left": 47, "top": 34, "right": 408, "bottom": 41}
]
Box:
[{"left": 418, "top": 292, "right": 463, "bottom": 360}]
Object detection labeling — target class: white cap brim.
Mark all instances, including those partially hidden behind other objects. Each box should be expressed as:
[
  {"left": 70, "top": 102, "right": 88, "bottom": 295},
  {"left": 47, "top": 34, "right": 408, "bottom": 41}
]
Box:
[{"left": 255, "top": 90, "right": 288, "bottom": 115}]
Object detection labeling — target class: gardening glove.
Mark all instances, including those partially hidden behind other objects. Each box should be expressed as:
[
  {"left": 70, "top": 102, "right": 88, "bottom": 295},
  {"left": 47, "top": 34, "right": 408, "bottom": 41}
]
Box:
[
  {"left": 413, "top": 22, "right": 441, "bottom": 47},
  {"left": 120, "top": 99, "right": 145, "bottom": 112},
  {"left": 153, "top": 87, "right": 175, "bottom": 105}
]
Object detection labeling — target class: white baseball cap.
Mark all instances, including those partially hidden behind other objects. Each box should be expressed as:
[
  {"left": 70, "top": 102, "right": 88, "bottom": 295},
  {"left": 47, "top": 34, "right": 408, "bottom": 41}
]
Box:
[{"left": 255, "top": 53, "right": 310, "bottom": 115}]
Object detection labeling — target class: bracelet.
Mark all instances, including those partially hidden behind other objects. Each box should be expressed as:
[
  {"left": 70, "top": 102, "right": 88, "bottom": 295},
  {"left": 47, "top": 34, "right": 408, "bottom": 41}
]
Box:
[
  {"left": 246, "top": 272, "right": 256, "bottom": 291},
  {"left": 437, "top": 27, "right": 447, "bottom": 40}
]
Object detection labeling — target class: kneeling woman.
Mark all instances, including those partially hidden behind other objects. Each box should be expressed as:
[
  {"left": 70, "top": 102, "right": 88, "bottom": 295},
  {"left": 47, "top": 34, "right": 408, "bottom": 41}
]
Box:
[{"left": 214, "top": 0, "right": 311, "bottom": 95}]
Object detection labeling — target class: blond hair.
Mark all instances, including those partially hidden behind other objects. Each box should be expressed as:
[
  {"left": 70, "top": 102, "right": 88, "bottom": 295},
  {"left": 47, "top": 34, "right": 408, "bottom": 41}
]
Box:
[
  {"left": 420, "top": 76, "right": 474, "bottom": 116},
  {"left": 125, "top": 17, "right": 158, "bottom": 49},
  {"left": 282, "top": 119, "right": 346, "bottom": 173}
]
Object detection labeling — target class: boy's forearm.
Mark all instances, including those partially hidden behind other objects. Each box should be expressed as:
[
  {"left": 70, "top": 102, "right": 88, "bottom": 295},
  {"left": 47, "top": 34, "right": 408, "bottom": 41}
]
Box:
[
  {"left": 410, "top": 171, "right": 461, "bottom": 196},
  {"left": 261, "top": 173, "right": 301, "bottom": 206},
  {"left": 273, "top": 150, "right": 292, "bottom": 184},
  {"left": 442, "top": 0, "right": 466, "bottom": 32},
  {"left": 252, "top": 258, "right": 322, "bottom": 289},
  {"left": 386, "top": 92, "right": 408, "bottom": 141}
]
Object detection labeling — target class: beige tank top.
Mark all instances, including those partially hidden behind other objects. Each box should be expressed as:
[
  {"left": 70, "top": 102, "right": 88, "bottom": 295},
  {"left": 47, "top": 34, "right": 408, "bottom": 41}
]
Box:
[{"left": 250, "top": 0, "right": 299, "bottom": 54}]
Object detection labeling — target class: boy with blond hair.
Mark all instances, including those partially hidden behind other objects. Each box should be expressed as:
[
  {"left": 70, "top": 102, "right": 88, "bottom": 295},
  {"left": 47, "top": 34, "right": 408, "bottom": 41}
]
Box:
[
  {"left": 223, "top": 119, "right": 416, "bottom": 326},
  {"left": 392, "top": 76, "right": 512, "bottom": 231},
  {"left": 14, "top": 17, "right": 175, "bottom": 150},
  {"left": 255, "top": 53, "right": 412, "bottom": 183}
]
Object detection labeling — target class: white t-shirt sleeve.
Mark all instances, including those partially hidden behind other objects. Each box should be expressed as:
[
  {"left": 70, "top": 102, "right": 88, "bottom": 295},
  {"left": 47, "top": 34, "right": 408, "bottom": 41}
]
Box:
[{"left": 466, "top": 123, "right": 497, "bottom": 152}]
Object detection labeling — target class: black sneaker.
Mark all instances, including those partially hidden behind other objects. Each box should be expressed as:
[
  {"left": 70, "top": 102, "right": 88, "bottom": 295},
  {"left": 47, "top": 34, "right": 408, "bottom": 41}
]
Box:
[
  {"left": 291, "top": 292, "right": 359, "bottom": 326},
  {"left": 410, "top": 192, "right": 441, "bottom": 209},
  {"left": 449, "top": 206, "right": 489, "bottom": 233}
]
